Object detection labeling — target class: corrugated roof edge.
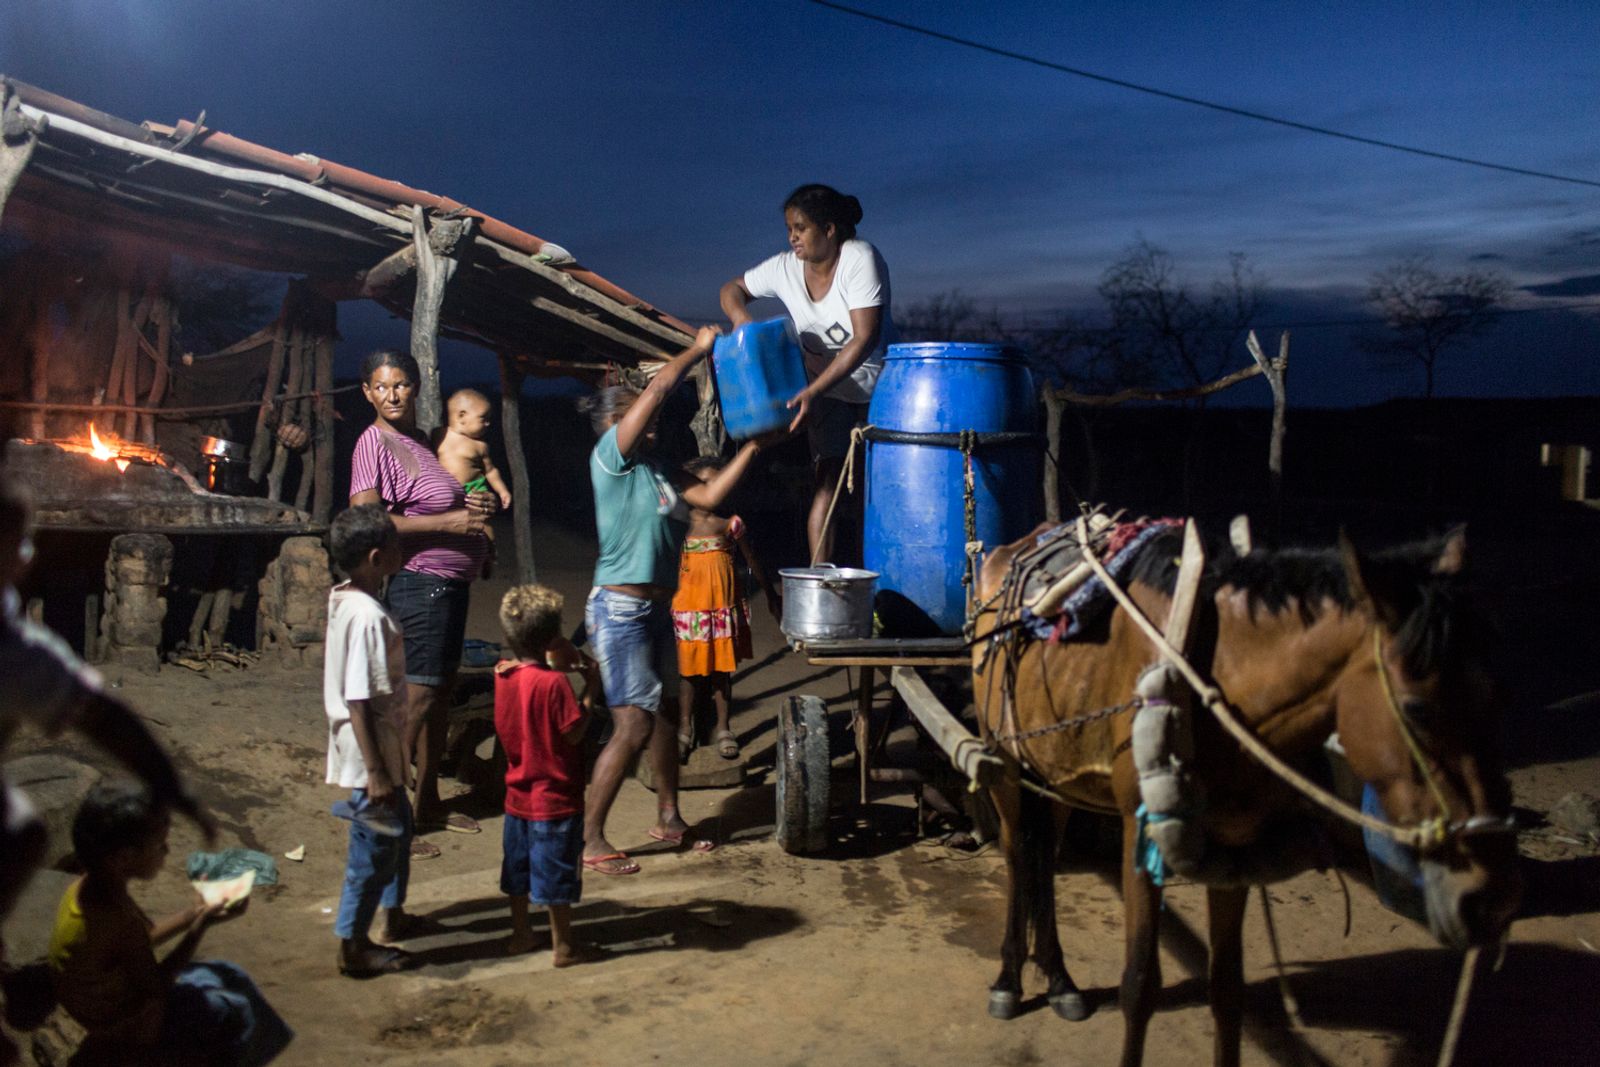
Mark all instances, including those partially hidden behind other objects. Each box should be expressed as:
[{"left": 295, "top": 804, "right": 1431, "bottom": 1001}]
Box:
[{"left": 3, "top": 76, "right": 696, "bottom": 344}]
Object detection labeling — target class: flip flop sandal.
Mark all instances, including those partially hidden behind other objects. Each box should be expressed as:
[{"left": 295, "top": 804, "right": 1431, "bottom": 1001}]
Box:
[
  {"left": 416, "top": 813, "right": 481, "bottom": 835},
  {"left": 581, "top": 852, "right": 640, "bottom": 876},
  {"left": 409, "top": 838, "right": 442, "bottom": 860},
  {"left": 647, "top": 827, "right": 717, "bottom": 853},
  {"left": 714, "top": 730, "right": 740, "bottom": 760}
]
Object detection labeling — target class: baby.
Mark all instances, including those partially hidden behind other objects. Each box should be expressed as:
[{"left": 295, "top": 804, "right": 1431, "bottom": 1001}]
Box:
[
  {"left": 435, "top": 389, "right": 513, "bottom": 571},
  {"left": 436, "top": 389, "right": 513, "bottom": 509}
]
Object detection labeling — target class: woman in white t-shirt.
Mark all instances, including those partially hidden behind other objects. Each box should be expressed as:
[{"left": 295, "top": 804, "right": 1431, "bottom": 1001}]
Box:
[{"left": 720, "top": 184, "right": 896, "bottom": 564}]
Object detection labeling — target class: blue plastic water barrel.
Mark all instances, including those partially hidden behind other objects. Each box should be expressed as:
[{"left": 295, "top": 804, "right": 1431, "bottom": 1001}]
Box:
[
  {"left": 711, "top": 318, "right": 808, "bottom": 440},
  {"left": 864, "top": 343, "right": 1041, "bottom": 635}
]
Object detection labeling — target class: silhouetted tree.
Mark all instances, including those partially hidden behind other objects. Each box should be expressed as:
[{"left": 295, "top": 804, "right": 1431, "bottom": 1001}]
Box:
[
  {"left": 1365, "top": 256, "right": 1508, "bottom": 399},
  {"left": 1096, "top": 239, "right": 1262, "bottom": 392}
]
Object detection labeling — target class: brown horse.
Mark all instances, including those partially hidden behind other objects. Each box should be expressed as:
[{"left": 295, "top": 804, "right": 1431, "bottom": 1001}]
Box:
[{"left": 970, "top": 522, "right": 1521, "bottom": 1067}]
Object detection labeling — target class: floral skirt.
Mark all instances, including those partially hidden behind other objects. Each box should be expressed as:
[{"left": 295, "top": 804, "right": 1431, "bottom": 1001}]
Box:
[{"left": 671, "top": 543, "right": 751, "bottom": 677}]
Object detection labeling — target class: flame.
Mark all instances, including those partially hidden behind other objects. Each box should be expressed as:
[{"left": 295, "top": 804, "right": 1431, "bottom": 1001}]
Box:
[
  {"left": 87, "top": 422, "right": 116, "bottom": 460},
  {"left": 86, "top": 423, "right": 130, "bottom": 472}
]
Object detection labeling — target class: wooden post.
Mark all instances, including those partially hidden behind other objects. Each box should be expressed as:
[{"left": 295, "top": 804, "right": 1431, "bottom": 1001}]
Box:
[
  {"left": 1043, "top": 387, "right": 1065, "bottom": 523},
  {"left": 266, "top": 328, "right": 303, "bottom": 502},
  {"left": 498, "top": 355, "right": 536, "bottom": 583},
  {"left": 1246, "top": 330, "right": 1290, "bottom": 538},
  {"left": 249, "top": 321, "right": 287, "bottom": 482},
  {"left": 140, "top": 293, "right": 171, "bottom": 445},
  {"left": 409, "top": 206, "right": 477, "bottom": 436},
  {"left": 312, "top": 334, "right": 336, "bottom": 523},
  {"left": 0, "top": 86, "right": 40, "bottom": 228}
]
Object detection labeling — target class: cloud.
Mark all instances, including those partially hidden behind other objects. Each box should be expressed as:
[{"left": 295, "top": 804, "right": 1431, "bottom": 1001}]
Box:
[{"left": 1521, "top": 274, "right": 1600, "bottom": 298}]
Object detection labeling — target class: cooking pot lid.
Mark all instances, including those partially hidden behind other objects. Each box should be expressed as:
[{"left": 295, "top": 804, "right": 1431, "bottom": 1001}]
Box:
[{"left": 779, "top": 566, "right": 879, "bottom": 581}]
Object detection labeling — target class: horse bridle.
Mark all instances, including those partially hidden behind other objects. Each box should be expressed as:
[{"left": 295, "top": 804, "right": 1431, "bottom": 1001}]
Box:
[{"left": 1370, "top": 629, "right": 1516, "bottom": 854}]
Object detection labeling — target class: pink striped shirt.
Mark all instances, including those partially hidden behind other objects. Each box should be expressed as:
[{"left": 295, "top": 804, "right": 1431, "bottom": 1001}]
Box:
[{"left": 350, "top": 425, "right": 488, "bottom": 580}]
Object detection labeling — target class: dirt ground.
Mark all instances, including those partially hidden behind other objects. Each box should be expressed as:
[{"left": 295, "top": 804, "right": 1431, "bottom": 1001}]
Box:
[{"left": 6, "top": 519, "right": 1600, "bottom": 1067}]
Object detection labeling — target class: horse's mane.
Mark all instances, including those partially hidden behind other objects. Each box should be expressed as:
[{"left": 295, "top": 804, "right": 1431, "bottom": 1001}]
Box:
[{"left": 1122, "top": 526, "right": 1473, "bottom": 677}]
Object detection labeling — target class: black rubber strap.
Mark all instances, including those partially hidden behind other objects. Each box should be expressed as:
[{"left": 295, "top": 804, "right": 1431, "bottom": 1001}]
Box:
[{"left": 861, "top": 427, "right": 1043, "bottom": 448}]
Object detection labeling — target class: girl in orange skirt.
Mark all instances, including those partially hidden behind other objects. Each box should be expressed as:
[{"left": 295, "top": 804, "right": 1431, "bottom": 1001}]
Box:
[{"left": 672, "top": 457, "right": 781, "bottom": 760}]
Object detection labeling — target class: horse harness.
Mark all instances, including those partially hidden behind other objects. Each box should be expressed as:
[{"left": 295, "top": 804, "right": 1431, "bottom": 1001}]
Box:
[{"left": 976, "top": 510, "right": 1513, "bottom": 857}]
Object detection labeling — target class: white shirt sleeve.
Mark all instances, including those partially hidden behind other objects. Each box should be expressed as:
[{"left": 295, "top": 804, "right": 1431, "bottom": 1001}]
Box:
[
  {"left": 837, "top": 241, "right": 886, "bottom": 310},
  {"left": 341, "top": 615, "right": 378, "bottom": 704},
  {"left": 742, "top": 252, "right": 790, "bottom": 301}
]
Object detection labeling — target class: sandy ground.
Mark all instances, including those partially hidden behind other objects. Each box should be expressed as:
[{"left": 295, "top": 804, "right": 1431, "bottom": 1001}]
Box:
[{"left": 6, "top": 520, "right": 1600, "bottom": 1067}]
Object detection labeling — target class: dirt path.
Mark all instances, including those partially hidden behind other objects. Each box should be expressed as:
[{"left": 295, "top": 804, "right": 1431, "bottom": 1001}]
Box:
[{"left": 7, "top": 542, "right": 1600, "bottom": 1067}]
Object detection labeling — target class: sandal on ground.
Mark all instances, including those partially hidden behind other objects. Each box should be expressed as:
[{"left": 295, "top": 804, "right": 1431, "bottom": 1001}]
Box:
[
  {"left": 647, "top": 827, "right": 717, "bottom": 853},
  {"left": 416, "top": 812, "right": 480, "bottom": 835},
  {"left": 714, "top": 729, "right": 739, "bottom": 760},
  {"left": 581, "top": 852, "right": 640, "bottom": 876},
  {"left": 338, "top": 946, "right": 410, "bottom": 979},
  {"left": 409, "top": 838, "right": 442, "bottom": 859}
]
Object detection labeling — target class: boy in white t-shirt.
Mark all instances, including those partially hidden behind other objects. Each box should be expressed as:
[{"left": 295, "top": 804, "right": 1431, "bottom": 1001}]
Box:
[{"left": 323, "top": 504, "right": 415, "bottom": 978}]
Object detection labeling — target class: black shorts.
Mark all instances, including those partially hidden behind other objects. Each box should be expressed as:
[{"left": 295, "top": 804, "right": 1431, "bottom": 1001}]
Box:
[{"left": 384, "top": 570, "right": 471, "bottom": 686}]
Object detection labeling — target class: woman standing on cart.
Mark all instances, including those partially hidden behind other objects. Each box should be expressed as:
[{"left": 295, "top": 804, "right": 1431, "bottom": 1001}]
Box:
[
  {"left": 579, "top": 329, "right": 781, "bottom": 875},
  {"left": 720, "top": 183, "right": 896, "bottom": 565}
]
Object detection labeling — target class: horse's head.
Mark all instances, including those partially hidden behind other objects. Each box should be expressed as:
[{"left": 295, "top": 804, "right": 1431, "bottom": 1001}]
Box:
[{"left": 1333, "top": 529, "right": 1521, "bottom": 949}]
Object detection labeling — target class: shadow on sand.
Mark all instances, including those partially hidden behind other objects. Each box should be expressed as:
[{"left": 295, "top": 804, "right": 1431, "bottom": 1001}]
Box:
[{"left": 404, "top": 895, "right": 803, "bottom": 979}]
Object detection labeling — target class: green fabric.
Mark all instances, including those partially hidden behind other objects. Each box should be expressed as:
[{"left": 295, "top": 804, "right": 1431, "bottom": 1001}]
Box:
[
  {"left": 186, "top": 848, "right": 279, "bottom": 887},
  {"left": 589, "top": 425, "right": 685, "bottom": 589},
  {"left": 461, "top": 475, "right": 489, "bottom": 494}
]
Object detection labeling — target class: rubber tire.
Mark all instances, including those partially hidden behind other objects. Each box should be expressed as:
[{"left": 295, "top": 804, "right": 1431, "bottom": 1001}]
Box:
[{"left": 775, "top": 694, "right": 831, "bottom": 854}]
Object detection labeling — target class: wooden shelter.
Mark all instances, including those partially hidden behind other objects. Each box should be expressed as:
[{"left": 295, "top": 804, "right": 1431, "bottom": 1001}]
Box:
[{"left": 0, "top": 77, "right": 700, "bottom": 663}]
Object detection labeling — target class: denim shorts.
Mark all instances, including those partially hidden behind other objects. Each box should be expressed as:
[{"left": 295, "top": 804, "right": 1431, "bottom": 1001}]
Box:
[
  {"left": 385, "top": 569, "right": 471, "bottom": 686},
  {"left": 808, "top": 398, "right": 866, "bottom": 462},
  {"left": 500, "top": 813, "right": 583, "bottom": 906},
  {"left": 585, "top": 587, "right": 677, "bottom": 714}
]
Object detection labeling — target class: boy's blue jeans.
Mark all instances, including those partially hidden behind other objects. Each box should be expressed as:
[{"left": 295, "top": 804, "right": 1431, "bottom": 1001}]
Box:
[{"left": 333, "top": 788, "right": 412, "bottom": 941}]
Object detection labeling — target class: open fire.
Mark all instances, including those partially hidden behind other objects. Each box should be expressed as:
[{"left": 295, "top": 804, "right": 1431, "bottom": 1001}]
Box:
[
  {"left": 87, "top": 422, "right": 131, "bottom": 472},
  {"left": 17, "top": 423, "right": 206, "bottom": 493}
]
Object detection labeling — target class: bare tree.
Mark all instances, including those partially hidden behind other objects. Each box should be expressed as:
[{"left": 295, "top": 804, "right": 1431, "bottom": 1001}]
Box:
[
  {"left": 899, "top": 289, "right": 977, "bottom": 342},
  {"left": 1365, "top": 255, "right": 1508, "bottom": 399},
  {"left": 1096, "top": 239, "right": 1262, "bottom": 393}
]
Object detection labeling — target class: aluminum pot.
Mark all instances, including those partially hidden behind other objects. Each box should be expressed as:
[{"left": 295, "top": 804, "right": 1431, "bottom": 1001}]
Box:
[{"left": 778, "top": 565, "right": 878, "bottom": 642}]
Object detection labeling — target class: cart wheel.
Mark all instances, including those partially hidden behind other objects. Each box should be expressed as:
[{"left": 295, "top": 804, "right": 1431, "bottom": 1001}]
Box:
[{"left": 776, "top": 694, "right": 830, "bottom": 855}]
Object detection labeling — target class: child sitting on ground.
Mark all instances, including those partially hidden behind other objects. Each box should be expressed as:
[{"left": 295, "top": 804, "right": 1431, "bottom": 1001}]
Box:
[
  {"left": 47, "top": 780, "right": 292, "bottom": 1066},
  {"left": 435, "top": 388, "right": 513, "bottom": 573},
  {"left": 324, "top": 504, "right": 418, "bottom": 978},
  {"left": 671, "top": 456, "right": 780, "bottom": 761},
  {"left": 495, "top": 585, "right": 600, "bottom": 966}
]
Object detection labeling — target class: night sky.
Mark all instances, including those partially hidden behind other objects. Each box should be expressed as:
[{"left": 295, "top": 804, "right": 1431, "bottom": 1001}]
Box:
[{"left": 5, "top": 1, "right": 1598, "bottom": 404}]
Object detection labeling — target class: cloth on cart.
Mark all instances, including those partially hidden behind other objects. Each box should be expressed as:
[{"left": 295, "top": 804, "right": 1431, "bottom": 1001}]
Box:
[
  {"left": 671, "top": 519, "right": 752, "bottom": 677},
  {"left": 1018, "top": 518, "right": 1184, "bottom": 644}
]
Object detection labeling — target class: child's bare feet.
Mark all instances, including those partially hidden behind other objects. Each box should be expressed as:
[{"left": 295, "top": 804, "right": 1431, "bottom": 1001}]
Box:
[
  {"left": 505, "top": 930, "right": 541, "bottom": 956},
  {"left": 551, "top": 941, "right": 604, "bottom": 968}
]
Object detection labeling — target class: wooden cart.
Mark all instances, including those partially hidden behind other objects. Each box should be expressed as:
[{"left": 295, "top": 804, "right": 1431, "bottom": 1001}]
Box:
[{"left": 774, "top": 636, "right": 1005, "bottom": 854}]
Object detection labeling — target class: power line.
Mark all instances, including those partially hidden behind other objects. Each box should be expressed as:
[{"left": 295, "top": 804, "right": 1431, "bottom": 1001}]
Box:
[{"left": 808, "top": 0, "right": 1600, "bottom": 191}]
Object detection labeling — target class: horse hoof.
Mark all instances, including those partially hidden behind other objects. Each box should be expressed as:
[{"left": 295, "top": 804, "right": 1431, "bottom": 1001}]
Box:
[
  {"left": 1049, "top": 991, "right": 1090, "bottom": 1022},
  {"left": 988, "top": 990, "right": 1021, "bottom": 1020}
]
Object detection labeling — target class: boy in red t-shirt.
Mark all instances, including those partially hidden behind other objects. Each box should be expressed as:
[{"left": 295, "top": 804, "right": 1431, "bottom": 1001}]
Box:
[{"left": 494, "top": 585, "right": 599, "bottom": 965}]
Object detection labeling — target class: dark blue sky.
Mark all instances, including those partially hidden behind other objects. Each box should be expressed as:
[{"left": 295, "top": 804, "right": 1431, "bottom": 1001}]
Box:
[{"left": 5, "top": 1, "right": 1598, "bottom": 404}]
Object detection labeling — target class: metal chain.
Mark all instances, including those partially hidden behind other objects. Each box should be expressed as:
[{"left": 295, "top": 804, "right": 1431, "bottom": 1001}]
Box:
[{"left": 990, "top": 696, "right": 1143, "bottom": 743}]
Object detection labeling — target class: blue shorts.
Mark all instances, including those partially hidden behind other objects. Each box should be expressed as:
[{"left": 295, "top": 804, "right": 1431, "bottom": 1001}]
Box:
[
  {"left": 385, "top": 570, "right": 471, "bottom": 686},
  {"left": 500, "top": 813, "right": 583, "bottom": 906},
  {"left": 585, "top": 587, "right": 677, "bottom": 713}
]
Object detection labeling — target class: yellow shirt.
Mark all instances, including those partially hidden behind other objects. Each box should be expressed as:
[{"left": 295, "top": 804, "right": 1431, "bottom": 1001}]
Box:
[{"left": 47, "top": 878, "right": 163, "bottom": 1041}]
